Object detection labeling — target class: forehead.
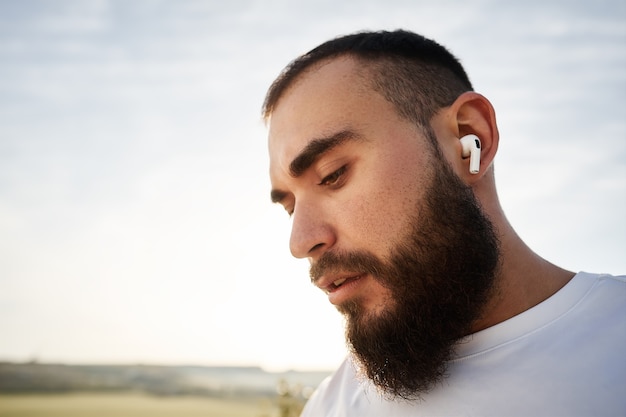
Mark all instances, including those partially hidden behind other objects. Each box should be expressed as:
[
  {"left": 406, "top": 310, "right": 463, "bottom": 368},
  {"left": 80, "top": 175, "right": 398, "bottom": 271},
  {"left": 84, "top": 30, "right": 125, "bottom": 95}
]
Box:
[{"left": 267, "top": 57, "right": 384, "bottom": 173}]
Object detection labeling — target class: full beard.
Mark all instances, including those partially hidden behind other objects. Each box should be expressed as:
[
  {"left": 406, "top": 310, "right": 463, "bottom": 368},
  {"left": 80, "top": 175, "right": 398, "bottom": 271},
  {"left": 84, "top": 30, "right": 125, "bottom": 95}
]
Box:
[{"left": 310, "top": 154, "right": 500, "bottom": 400}]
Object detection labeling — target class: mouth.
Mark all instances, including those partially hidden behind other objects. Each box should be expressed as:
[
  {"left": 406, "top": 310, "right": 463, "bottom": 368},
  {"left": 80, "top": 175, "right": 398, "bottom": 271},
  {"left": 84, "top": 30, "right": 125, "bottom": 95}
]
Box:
[{"left": 322, "top": 274, "right": 364, "bottom": 294}]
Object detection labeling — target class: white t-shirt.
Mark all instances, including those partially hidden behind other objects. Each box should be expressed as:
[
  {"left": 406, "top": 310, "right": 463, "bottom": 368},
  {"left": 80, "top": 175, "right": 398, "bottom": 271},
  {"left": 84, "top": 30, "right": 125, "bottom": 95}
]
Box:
[{"left": 302, "top": 272, "right": 626, "bottom": 417}]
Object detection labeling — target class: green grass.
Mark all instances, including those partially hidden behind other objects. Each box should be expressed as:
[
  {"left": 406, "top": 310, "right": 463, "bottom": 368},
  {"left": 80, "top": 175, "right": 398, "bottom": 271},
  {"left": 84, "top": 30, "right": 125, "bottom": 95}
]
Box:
[{"left": 0, "top": 393, "right": 279, "bottom": 417}]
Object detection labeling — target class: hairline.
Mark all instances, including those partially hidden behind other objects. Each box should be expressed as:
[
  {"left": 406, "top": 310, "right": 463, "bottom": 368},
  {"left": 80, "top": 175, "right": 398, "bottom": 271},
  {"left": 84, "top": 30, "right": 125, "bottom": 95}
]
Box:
[{"left": 264, "top": 52, "right": 449, "bottom": 152}]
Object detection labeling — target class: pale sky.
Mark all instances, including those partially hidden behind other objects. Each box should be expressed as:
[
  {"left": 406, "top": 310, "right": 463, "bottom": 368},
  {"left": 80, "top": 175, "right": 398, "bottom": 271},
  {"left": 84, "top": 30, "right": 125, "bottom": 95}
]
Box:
[{"left": 0, "top": 0, "right": 624, "bottom": 371}]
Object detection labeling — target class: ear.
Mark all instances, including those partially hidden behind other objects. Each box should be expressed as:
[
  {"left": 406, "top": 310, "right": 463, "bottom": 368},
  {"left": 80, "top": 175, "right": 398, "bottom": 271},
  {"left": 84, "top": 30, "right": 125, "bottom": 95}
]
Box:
[{"left": 433, "top": 92, "right": 499, "bottom": 183}]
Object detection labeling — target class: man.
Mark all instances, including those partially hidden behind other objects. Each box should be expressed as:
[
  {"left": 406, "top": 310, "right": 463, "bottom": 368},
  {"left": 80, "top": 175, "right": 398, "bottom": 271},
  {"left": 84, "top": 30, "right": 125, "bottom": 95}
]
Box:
[{"left": 262, "top": 30, "right": 625, "bottom": 416}]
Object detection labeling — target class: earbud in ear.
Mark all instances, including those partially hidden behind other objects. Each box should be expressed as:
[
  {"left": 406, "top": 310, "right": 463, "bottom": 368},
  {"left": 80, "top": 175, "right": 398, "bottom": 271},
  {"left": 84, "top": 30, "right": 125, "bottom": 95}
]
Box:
[{"left": 460, "top": 134, "right": 481, "bottom": 174}]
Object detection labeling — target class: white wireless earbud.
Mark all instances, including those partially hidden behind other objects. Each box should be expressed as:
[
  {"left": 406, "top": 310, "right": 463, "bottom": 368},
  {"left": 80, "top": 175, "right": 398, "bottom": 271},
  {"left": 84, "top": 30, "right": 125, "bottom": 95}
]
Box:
[{"left": 460, "top": 134, "right": 481, "bottom": 174}]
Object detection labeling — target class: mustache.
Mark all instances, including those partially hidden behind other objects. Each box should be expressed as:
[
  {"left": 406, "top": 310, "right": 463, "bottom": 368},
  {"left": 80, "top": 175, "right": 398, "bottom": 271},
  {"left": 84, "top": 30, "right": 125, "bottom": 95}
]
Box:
[{"left": 309, "top": 249, "right": 387, "bottom": 284}]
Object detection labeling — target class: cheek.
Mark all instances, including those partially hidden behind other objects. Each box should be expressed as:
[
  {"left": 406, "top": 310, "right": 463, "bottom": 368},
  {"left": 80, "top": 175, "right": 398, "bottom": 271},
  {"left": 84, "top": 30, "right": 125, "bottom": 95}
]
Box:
[{"left": 342, "top": 170, "right": 424, "bottom": 255}]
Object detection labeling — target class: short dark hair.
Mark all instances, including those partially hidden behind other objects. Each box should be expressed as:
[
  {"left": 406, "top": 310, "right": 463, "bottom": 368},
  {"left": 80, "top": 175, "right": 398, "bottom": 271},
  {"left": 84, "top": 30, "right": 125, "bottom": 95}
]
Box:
[{"left": 262, "top": 29, "right": 473, "bottom": 129}]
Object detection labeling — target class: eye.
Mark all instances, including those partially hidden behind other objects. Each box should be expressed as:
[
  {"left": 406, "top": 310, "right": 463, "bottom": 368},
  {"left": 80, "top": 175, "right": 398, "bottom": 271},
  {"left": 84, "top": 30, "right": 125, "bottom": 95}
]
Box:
[{"left": 319, "top": 165, "right": 347, "bottom": 187}]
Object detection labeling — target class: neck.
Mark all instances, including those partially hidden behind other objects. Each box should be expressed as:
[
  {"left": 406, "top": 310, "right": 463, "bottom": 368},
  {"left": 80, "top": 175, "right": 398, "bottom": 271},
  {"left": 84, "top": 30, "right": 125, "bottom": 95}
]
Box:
[{"left": 471, "top": 179, "right": 575, "bottom": 332}]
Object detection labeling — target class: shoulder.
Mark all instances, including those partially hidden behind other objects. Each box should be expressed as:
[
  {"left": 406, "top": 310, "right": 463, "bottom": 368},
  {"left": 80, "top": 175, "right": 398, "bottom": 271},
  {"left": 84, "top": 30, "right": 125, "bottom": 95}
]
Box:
[
  {"left": 574, "top": 271, "right": 626, "bottom": 299},
  {"left": 575, "top": 272, "right": 626, "bottom": 321},
  {"left": 582, "top": 271, "right": 626, "bottom": 282},
  {"left": 559, "top": 271, "right": 626, "bottom": 300},
  {"left": 300, "top": 358, "right": 359, "bottom": 417}
]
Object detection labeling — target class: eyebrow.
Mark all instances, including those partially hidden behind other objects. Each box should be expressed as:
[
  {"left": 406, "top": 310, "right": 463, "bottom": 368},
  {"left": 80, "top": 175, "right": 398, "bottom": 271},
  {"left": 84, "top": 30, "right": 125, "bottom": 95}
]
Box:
[{"left": 270, "top": 129, "right": 362, "bottom": 204}]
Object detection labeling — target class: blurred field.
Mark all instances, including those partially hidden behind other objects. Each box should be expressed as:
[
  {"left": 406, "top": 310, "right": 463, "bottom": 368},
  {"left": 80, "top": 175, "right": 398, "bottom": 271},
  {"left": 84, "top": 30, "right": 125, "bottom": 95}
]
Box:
[{"left": 0, "top": 393, "right": 282, "bottom": 417}]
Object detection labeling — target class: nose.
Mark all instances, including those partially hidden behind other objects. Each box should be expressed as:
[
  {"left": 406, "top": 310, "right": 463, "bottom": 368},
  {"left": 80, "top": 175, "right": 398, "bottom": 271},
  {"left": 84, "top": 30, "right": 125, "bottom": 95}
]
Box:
[{"left": 289, "top": 200, "right": 336, "bottom": 259}]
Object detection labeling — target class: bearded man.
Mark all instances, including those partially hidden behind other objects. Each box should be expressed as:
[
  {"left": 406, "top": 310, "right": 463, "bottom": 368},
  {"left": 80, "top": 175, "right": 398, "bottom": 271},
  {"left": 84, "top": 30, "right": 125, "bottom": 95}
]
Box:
[{"left": 264, "top": 30, "right": 625, "bottom": 416}]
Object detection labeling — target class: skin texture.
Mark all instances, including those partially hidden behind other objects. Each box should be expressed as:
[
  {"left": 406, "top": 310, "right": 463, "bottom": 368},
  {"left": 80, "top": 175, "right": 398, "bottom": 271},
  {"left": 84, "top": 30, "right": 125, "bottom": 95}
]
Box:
[
  {"left": 302, "top": 139, "right": 501, "bottom": 398},
  {"left": 267, "top": 55, "right": 575, "bottom": 395},
  {"left": 269, "top": 57, "right": 434, "bottom": 310}
]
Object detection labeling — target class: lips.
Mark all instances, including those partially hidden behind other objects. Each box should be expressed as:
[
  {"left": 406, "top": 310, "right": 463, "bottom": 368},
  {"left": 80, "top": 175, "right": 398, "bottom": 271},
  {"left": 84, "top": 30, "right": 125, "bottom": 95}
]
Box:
[{"left": 317, "top": 273, "right": 364, "bottom": 294}]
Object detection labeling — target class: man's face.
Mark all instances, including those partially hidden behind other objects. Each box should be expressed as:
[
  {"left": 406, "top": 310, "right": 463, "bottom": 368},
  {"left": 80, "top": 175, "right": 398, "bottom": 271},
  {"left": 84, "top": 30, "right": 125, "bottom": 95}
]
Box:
[
  {"left": 268, "top": 57, "right": 499, "bottom": 398},
  {"left": 269, "top": 57, "right": 437, "bottom": 315}
]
